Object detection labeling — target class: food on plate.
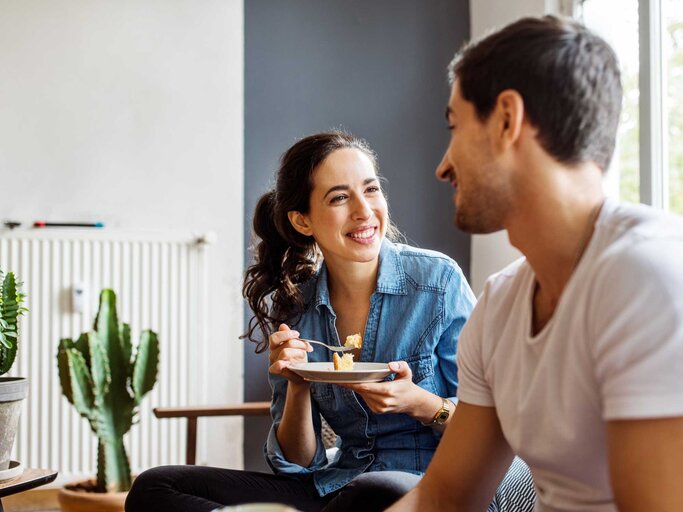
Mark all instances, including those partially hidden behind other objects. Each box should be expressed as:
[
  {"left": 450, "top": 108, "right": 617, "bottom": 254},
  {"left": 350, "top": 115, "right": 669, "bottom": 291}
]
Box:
[
  {"left": 344, "top": 333, "right": 362, "bottom": 349},
  {"left": 333, "top": 352, "right": 355, "bottom": 371},
  {"left": 331, "top": 334, "right": 361, "bottom": 370}
]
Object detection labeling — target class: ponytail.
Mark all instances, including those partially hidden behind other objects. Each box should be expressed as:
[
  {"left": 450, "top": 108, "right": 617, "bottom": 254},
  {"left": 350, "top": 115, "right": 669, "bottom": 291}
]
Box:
[{"left": 241, "top": 191, "right": 318, "bottom": 352}]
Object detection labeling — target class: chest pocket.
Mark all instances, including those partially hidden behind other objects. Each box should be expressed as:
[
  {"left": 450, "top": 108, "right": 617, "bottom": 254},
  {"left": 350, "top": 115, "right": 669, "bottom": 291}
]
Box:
[
  {"left": 404, "top": 352, "right": 435, "bottom": 388},
  {"left": 310, "top": 382, "right": 335, "bottom": 403}
]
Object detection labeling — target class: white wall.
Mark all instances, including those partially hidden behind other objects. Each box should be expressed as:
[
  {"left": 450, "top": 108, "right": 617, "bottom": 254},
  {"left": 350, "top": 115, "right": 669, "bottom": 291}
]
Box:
[
  {"left": 0, "top": 0, "right": 245, "bottom": 468},
  {"left": 468, "top": 0, "right": 570, "bottom": 294}
]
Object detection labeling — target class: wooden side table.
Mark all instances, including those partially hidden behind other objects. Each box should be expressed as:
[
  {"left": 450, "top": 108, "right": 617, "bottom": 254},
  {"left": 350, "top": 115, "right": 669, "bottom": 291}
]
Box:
[{"left": 0, "top": 469, "right": 58, "bottom": 512}]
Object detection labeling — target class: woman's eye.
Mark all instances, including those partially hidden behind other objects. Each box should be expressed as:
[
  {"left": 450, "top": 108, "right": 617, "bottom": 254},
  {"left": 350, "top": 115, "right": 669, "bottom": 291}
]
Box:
[
  {"left": 330, "top": 194, "right": 347, "bottom": 204},
  {"left": 366, "top": 186, "right": 380, "bottom": 194},
  {"left": 447, "top": 124, "right": 456, "bottom": 131}
]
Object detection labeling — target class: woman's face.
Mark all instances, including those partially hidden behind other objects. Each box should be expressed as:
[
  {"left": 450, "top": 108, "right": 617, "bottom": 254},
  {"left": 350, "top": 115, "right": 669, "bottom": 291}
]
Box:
[{"left": 289, "top": 147, "right": 388, "bottom": 267}]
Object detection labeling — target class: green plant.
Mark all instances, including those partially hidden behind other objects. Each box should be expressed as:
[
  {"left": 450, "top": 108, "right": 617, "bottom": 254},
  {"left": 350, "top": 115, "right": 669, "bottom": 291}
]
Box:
[
  {"left": 0, "top": 269, "right": 28, "bottom": 376},
  {"left": 57, "top": 289, "right": 159, "bottom": 492}
]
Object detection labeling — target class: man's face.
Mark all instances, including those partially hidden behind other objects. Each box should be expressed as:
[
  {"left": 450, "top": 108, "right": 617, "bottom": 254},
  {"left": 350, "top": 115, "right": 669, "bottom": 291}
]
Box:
[{"left": 435, "top": 81, "right": 512, "bottom": 234}]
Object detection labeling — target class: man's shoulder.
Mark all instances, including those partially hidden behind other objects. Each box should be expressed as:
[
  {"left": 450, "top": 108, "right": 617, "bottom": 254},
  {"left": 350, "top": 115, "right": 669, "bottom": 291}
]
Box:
[
  {"left": 599, "top": 200, "right": 683, "bottom": 246},
  {"left": 483, "top": 257, "right": 529, "bottom": 294},
  {"left": 468, "top": 257, "right": 531, "bottom": 327},
  {"left": 595, "top": 201, "right": 683, "bottom": 275}
]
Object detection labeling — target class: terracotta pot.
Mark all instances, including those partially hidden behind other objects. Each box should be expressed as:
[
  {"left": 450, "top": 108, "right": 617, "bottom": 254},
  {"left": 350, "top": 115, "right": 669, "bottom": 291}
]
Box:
[{"left": 58, "top": 479, "right": 127, "bottom": 512}]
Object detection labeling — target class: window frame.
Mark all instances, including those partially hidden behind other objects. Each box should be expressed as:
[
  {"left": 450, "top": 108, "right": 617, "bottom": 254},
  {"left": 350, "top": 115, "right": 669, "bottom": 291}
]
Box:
[
  {"left": 577, "top": 0, "right": 672, "bottom": 209},
  {"left": 639, "top": 0, "right": 669, "bottom": 208}
]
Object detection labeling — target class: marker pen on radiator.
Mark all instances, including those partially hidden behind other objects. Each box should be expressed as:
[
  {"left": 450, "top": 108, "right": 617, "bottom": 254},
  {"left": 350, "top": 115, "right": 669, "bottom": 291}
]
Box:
[{"left": 33, "top": 221, "right": 105, "bottom": 228}]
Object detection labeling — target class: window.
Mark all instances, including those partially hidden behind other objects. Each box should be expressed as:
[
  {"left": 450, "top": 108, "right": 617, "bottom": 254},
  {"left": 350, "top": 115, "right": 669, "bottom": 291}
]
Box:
[{"left": 578, "top": 0, "right": 683, "bottom": 214}]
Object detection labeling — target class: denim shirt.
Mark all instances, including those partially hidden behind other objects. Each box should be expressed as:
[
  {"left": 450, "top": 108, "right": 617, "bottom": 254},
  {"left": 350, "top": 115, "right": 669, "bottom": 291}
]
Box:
[{"left": 265, "top": 240, "right": 475, "bottom": 496}]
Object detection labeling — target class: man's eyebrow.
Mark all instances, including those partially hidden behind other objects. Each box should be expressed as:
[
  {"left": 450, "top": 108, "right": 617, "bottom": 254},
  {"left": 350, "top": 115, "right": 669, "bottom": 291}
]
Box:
[{"left": 323, "top": 178, "right": 379, "bottom": 198}]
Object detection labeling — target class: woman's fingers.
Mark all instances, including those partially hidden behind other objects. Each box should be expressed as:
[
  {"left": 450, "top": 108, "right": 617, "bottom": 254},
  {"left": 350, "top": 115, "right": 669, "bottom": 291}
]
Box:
[
  {"left": 269, "top": 326, "right": 300, "bottom": 350},
  {"left": 268, "top": 358, "right": 308, "bottom": 385},
  {"left": 267, "top": 323, "right": 312, "bottom": 373},
  {"left": 268, "top": 324, "right": 305, "bottom": 365},
  {"left": 278, "top": 346, "right": 309, "bottom": 362},
  {"left": 270, "top": 345, "right": 303, "bottom": 365},
  {"left": 269, "top": 339, "right": 311, "bottom": 360},
  {"left": 336, "top": 362, "right": 414, "bottom": 414},
  {"left": 388, "top": 361, "right": 412, "bottom": 379},
  {"left": 269, "top": 359, "right": 293, "bottom": 374}
]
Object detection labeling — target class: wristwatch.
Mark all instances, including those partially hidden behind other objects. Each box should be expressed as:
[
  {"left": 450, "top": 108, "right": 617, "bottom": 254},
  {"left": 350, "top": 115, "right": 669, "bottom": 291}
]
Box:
[{"left": 430, "top": 397, "right": 451, "bottom": 425}]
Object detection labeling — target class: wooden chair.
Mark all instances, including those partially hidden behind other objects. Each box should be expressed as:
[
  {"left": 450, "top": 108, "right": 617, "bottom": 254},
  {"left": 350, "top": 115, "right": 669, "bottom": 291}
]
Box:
[
  {"left": 154, "top": 401, "right": 339, "bottom": 465},
  {"left": 153, "top": 402, "right": 271, "bottom": 465}
]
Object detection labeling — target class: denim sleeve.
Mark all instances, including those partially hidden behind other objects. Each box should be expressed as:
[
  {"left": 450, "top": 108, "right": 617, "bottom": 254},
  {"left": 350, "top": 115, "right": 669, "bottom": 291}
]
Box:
[
  {"left": 436, "top": 264, "right": 476, "bottom": 405},
  {"left": 264, "top": 373, "right": 329, "bottom": 475}
]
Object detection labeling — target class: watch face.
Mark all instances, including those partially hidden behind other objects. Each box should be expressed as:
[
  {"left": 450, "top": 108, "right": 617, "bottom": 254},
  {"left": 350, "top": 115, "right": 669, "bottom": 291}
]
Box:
[{"left": 434, "top": 399, "right": 450, "bottom": 424}]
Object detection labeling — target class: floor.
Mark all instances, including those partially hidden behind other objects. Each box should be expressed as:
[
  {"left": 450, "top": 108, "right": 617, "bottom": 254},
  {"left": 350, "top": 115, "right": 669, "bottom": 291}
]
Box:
[{"left": 2, "top": 489, "right": 58, "bottom": 512}]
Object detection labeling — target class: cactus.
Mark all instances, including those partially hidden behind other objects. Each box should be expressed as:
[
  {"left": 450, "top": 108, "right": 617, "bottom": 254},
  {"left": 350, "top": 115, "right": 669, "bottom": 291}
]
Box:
[
  {"left": 0, "top": 269, "right": 28, "bottom": 376},
  {"left": 57, "top": 289, "right": 159, "bottom": 492}
]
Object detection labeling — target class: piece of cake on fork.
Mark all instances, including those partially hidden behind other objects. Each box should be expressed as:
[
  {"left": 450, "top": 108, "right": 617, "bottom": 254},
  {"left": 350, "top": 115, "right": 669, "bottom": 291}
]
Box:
[{"left": 344, "top": 333, "right": 362, "bottom": 349}]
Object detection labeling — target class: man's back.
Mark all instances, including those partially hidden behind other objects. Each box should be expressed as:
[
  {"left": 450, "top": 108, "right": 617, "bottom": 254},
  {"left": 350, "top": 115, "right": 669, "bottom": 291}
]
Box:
[{"left": 457, "top": 199, "right": 683, "bottom": 511}]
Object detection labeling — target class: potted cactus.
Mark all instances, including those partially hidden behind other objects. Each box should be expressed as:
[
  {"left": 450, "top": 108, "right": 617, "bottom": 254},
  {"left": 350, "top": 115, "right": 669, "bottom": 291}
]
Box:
[
  {"left": 57, "top": 289, "right": 159, "bottom": 512},
  {"left": 0, "top": 268, "right": 28, "bottom": 480}
]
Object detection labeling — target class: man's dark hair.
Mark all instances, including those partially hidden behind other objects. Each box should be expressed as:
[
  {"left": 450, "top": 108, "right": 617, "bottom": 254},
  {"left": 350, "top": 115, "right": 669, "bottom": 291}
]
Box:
[{"left": 449, "top": 16, "right": 622, "bottom": 171}]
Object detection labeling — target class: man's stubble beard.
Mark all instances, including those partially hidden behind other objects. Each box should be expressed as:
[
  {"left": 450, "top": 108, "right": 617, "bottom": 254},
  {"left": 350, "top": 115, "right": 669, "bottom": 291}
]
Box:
[{"left": 454, "top": 188, "right": 508, "bottom": 235}]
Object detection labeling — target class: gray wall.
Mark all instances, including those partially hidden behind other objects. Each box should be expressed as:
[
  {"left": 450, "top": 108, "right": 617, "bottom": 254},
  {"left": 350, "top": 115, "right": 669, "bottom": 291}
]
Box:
[{"left": 244, "top": 0, "right": 470, "bottom": 471}]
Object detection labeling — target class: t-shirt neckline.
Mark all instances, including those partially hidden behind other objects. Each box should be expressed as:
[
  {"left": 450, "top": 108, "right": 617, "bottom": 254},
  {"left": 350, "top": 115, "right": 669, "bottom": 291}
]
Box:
[{"left": 523, "top": 199, "right": 613, "bottom": 344}]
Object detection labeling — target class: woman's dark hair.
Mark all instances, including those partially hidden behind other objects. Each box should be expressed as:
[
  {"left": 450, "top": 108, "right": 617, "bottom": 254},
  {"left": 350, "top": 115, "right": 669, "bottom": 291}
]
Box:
[
  {"left": 449, "top": 15, "right": 622, "bottom": 171},
  {"left": 242, "top": 131, "right": 399, "bottom": 352}
]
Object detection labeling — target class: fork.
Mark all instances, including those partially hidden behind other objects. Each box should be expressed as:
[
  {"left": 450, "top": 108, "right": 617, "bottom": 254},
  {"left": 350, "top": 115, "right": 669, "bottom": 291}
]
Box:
[{"left": 299, "top": 339, "right": 355, "bottom": 352}]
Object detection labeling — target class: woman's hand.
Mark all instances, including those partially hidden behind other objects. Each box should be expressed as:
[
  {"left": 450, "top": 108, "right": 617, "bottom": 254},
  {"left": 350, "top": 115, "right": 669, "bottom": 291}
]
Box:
[
  {"left": 270, "top": 324, "right": 317, "bottom": 465},
  {"left": 268, "top": 323, "right": 313, "bottom": 385},
  {"left": 342, "top": 361, "right": 443, "bottom": 423}
]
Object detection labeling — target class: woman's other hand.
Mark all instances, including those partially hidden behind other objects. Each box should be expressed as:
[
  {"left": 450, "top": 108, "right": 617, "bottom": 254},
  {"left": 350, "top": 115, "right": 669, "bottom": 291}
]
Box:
[
  {"left": 268, "top": 323, "right": 313, "bottom": 384},
  {"left": 342, "top": 361, "right": 443, "bottom": 424}
]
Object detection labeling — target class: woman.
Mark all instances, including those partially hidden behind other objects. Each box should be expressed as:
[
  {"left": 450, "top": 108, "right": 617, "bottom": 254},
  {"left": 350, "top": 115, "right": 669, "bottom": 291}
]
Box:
[{"left": 126, "top": 131, "right": 534, "bottom": 512}]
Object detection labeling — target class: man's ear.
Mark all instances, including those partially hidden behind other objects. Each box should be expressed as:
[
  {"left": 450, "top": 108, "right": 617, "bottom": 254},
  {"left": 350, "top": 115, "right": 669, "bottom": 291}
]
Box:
[
  {"left": 493, "top": 89, "right": 524, "bottom": 151},
  {"left": 288, "top": 211, "right": 313, "bottom": 236}
]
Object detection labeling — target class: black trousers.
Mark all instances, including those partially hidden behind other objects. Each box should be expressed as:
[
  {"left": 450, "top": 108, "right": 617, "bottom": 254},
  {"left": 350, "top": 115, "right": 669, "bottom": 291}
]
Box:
[{"left": 125, "top": 466, "right": 420, "bottom": 512}]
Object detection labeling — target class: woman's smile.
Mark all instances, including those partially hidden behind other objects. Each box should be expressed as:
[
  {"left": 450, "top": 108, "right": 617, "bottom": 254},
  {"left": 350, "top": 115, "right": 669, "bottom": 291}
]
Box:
[{"left": 347, "top": 226, "right": 378, "bottom": 244}]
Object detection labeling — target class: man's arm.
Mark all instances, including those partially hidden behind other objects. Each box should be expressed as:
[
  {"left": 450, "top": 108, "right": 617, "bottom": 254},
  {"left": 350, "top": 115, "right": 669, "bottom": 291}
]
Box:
[
  {"left": 607, "top": 416, "right": 683, "bottom": 511},
  {"left": 389, "top": 401, "right": 514, "bottom": 511}
]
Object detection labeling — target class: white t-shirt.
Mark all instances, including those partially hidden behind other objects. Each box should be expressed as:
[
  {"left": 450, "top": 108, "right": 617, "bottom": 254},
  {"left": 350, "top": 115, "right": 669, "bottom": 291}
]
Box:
[{"left": 457, "top": 199, "right": 683, "bottom": 512}]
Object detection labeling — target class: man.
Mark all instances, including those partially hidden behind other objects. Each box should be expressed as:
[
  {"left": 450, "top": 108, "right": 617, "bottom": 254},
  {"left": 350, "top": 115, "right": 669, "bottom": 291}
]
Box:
[{"left": 390, "top": 15, "right": 683, "bottom": 512}]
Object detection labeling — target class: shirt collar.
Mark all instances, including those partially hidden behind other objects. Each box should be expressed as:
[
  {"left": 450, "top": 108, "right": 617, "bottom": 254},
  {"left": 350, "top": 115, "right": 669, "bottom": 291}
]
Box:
[{"left": 312, "top": 239, "right": 407, "bottom": 314}]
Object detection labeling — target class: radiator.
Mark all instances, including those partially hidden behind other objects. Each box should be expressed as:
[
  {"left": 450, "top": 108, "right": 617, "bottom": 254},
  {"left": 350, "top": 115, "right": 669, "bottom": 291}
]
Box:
[{"left": 0, "top": 229, "right": 209, "bottom": 481}]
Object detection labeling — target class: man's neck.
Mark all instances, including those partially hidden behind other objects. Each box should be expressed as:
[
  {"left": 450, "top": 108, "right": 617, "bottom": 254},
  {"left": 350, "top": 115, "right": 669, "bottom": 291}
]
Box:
[{"left": 506, "top": 163, "right": 605, "bottom": 304}]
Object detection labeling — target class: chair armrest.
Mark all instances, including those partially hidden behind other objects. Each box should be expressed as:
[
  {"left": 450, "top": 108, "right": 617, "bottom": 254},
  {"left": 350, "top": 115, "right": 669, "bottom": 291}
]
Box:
[
  {"left": 153, "top": 402, "right": 271, "bottom": 419},
  {"left": 153, "top": 401, "right": 271, "bottom": 464}
]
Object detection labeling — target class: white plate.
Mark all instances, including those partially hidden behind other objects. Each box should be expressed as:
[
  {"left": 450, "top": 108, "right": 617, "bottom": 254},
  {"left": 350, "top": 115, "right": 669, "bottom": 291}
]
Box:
[
  {"left": 216, "top": 505, "right": 299, "bottom": 512},
  {"left": 289, "top": 362, "right": 392, "bottom": 383},
  {"left": 0, "top": 460, "right": 23, "bottom": 482}
]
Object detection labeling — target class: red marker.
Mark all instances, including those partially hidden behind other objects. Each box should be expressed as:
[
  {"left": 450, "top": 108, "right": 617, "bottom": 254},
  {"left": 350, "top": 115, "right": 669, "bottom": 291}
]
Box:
[{"left": 33, "top": 222, "right": 104, "bottom": 228}]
